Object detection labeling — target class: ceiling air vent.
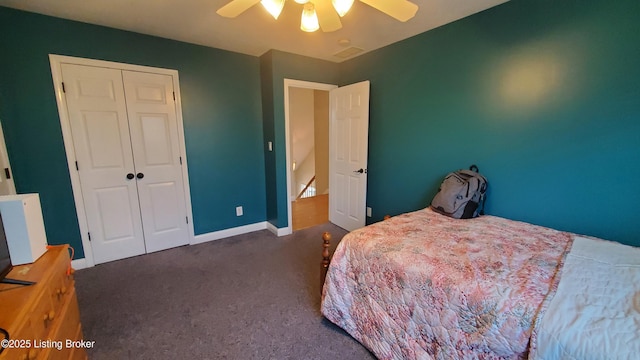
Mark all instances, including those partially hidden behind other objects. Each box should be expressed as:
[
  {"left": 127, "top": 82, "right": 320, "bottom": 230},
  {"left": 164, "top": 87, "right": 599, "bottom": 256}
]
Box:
[{"left": 333, "top": 47, "right": 364, "bottom": 59}]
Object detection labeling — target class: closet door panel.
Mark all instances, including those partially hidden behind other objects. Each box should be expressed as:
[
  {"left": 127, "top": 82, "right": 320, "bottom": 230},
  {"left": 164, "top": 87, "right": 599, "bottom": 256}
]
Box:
[
  {"left": 61, "top": 64, "right": 146, "bottom": 264},
  {"left": 123, "top": 70, "right": 189, "bottom": 253}
]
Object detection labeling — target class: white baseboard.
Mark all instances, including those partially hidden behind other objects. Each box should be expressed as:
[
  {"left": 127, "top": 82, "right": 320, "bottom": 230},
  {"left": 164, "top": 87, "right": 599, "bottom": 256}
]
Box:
[
  {"left": 71, "top": 258, "right": 88, "bottom": 270},
  {"left": 72, "top": 221, "right": 277, "bottom": 267},
  {"left": 192, "top": 221, "right": 268, "bottom": 245},
  {"left": 266, "top": 222, "right": 292, "bottom": 236}
]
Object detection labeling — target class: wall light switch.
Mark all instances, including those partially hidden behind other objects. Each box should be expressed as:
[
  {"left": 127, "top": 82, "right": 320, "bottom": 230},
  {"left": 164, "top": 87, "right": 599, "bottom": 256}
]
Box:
[
  {"left": 236, "top": 206, "right": 243, "bottom": 216},
  {"left": 268, "top": 141, "right": 273, "bottom": 151}
]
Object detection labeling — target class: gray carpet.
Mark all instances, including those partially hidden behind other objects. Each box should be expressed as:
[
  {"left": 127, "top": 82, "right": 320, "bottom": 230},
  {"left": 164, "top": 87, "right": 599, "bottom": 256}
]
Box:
[{"left": 74, "top": 222, "right": 375, "bottom": 360}]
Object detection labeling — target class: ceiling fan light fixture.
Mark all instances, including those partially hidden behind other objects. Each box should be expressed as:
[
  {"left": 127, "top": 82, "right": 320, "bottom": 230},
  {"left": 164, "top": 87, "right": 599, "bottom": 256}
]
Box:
[
  {"left": 300, "top": 3, "right": 320, "bottom": 32},
  {"left": 294, "top": 0, "right": 310, "bottom": 4},
  {"left": 331, "top": 0, "right": 354, "bottom": 17},
  {"left": 261, "top": 0, "right": 285, "bottom": 19}
]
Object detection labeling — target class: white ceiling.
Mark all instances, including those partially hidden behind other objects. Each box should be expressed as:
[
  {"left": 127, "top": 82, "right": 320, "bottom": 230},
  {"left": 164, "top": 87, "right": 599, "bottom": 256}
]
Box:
[{"left": 0, "top": 0, "right": 508, "bottom": 63}]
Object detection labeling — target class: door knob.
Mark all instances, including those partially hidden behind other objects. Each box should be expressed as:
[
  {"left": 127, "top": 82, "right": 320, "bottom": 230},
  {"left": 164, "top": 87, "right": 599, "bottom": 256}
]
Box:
[
  {"left": 136, "top": 172, "right": 144, "bottom": 179},
  {"left": 354, "top": 168, "right": 365, "bottom": 174},
  {"left": 126, "top": 173, "right": 135, "bottom": 180}
]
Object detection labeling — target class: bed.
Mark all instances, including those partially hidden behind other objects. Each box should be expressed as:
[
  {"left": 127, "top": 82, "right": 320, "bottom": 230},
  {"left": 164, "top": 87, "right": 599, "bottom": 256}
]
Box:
[{"left": 320, "top": 207, "right": 640, "bottom": 359}]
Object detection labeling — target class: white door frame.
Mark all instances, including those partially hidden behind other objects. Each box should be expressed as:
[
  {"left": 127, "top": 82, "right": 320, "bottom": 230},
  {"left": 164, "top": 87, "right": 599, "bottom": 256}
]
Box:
[
  {"left": 283, "top": 79, "right": 337, "bottom": 235},
  {"left": 0, "top": 119, "right": 17, "bottom": 195},
  {"left": 49, "top": 54, "right": 195, "bottom": 267}
]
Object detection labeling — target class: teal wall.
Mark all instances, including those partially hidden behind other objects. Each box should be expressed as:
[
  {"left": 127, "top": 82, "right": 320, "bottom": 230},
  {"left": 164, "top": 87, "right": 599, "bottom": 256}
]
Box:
[
  {"left": 260, "top": 50, "right": 339, "bottom": 228},
  {"left": 1, "top": 0, "right": 638, "bottom": 259},
  {"left": 339, "top": 0, "right": 640, "bottom": 246},
  {"left": 0, "top": 7, "right": 266, "bottom": 259}
]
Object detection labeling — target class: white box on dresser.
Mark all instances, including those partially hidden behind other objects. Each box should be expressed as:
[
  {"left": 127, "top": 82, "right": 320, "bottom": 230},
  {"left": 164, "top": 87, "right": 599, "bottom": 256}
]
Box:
[{"left": 0, "top": 193, "right": 48, "bottom": 265}]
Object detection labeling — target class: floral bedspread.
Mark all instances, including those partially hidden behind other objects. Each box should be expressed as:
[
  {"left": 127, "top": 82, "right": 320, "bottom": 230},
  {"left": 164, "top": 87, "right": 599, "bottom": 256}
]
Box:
[{"left": 321, "top": 207, "right": 572, "bottom": 359}]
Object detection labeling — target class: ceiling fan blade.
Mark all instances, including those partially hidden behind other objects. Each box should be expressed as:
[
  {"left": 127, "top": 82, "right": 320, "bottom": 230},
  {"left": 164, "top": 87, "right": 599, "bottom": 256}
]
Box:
[
  {"left": 359, "top": 0, "right": 418, "bottom": 22},
  {"left": 216, "top": 0, "right": 261, "bottom": 18},
  {"left": 314, "top": 0, "right": 342, "bottom": 32}
]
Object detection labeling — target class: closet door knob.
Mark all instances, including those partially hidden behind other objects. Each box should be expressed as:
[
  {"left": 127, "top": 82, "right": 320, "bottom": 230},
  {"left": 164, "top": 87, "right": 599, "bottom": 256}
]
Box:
[
  {"left": 126, "top": 173, "right": 135, "bottom": 180},
  {"left": 136, "top": 172, "right": 144, "bottom": 179}
]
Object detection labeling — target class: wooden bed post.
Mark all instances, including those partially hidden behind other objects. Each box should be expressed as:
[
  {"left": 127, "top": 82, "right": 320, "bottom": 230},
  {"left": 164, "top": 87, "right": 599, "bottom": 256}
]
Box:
[{"left": 321, "top": 232, "right": 332, "bottom": 294}]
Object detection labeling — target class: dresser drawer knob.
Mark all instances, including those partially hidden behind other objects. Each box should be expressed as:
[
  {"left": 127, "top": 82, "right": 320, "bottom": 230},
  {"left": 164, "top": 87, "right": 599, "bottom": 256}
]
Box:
[
  {"left": 55, "top": 286, "right": 67, "bottom": 298},
  {"left": 43, "top": 310, "right": 56, "bottom": 326},
  {"left": 22, "top": 348, "right": 38, "bottom": 360}
]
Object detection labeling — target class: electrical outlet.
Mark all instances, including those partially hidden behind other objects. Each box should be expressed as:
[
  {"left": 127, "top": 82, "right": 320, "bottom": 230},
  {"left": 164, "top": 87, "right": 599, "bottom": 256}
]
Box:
[
  {"left": 236, "top": 206, "right": 243, "bottom": 216},
  {"left": 366, "top": 207, "right": 372, "bottom": 217}
]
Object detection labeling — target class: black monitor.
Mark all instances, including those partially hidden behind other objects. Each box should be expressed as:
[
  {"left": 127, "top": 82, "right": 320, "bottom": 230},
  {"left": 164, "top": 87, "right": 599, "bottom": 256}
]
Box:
[{"left": 0, "top": 213, "right": 12, "bottom": 281}]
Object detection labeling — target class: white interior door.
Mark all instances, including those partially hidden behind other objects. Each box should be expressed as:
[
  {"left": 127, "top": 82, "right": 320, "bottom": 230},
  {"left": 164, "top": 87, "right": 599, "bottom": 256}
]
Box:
[
  {"left": 61, "top": 64, "right": 146, "bottom": 264},
  {"left": 329, "top": 81, "right": 370, "bottom": 231},
  {"left": 123, "top": 71, "right": 189, "bottom": 253},
  {"left": 0, "top": 120, "right": 16, "bottom": 195}
]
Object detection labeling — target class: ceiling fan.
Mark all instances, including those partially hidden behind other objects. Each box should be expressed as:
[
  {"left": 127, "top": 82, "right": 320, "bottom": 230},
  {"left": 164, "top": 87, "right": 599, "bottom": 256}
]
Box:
[{"left": 216, "top": 0, "right": 419, "bottom": 33}]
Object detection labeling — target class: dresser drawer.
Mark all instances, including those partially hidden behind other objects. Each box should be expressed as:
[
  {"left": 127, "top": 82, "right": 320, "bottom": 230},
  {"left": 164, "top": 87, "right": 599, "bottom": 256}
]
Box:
[
  {"left": 68, "top": 324, "right": 87, "bottom": 360},
  {"left": 1, "top": 347, "right": 40, "bottom": 360},
  {"left": 38, "top": 288, "right": 85, "bottom": 360},
  {"left": 48, "top": 252, "right": 73, "bottom": 311},
  {"left": 0, "top": 323, "right": 38, "bottom": 360},
  {"left": 0, "top": 246, "right": 85, "bottom": 360},
  {"left": 24, "top": 288, "right": 56, "bottom": 342}
]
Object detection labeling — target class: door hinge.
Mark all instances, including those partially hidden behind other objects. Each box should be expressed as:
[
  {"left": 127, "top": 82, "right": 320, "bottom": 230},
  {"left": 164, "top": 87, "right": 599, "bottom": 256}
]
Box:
[
  {"left": 186, "top": 216, "right": 189, "bottom": 224},
  {"left": 179, "top": 156, "right": 182, "bottom": 165},
  {"left": 62, "top": 82, "right": 66, "bottom": 93},
  {"left": 75, "top": 161, "right": 79, "bottom": 171},
  {"left": 87, "top": 232, "right": 91, "bottom": 241},
  {"left": 173, "top": 92, "right": 176, "bottom": 101},
  {"left": 4, "top": 168, "right": 10, "bottom": 180}
]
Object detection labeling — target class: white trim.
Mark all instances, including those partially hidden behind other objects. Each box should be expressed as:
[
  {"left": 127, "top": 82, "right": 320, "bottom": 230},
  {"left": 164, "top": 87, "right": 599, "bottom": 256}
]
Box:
[
  {"left": 48, "top": 54, "right": 195, "bottom": 268},
  {"left": 192, "top": 222, "right": 268, "bottom": 245},
  {"left": 283, "top": 79, "right": 337, "bottom": 235},
  {"left": 72, "top": 222, "right": 271, "bottom": 268},
  {"left": 169, "top": 72, "right": 196, "bottom": 244},
  {"left": 266, "top": 221, "right": 292, "bottom": 236},
  {"left": 71, "top": 258, "right": 88, "bottom": 271},
  {"left": 0, "top": 120, "right": 17, "bottom": 195}
]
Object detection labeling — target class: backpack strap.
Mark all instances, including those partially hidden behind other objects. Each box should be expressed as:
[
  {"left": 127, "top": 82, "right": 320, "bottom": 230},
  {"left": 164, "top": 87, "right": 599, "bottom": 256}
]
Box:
[{"left": 472, "top": 167, "right": 487, "bottom": 215}]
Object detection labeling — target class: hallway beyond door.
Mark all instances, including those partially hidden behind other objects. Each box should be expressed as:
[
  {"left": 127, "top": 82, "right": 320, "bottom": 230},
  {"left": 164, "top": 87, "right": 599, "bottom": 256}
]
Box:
[{"left": 292, "top": 194, "right": 328, "bottom": 231}]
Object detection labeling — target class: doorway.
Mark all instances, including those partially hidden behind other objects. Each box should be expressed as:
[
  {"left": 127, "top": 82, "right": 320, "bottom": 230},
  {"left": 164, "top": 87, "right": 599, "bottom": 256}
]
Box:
[
  {"left": 289, "top": 87, "right": 330, "bottom": 231},
  {"left": 284, "top": 79, "right": 371, "bottom": 233},
  {"left": 284, "top": 80, "right": 336, "bottom": 232}
]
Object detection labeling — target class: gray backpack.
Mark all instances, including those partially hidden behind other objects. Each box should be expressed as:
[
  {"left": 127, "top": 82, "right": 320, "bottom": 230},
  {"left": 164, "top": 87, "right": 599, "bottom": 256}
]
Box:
[{"left": 431, "top": 165, "right": 488, "bottom": 219}]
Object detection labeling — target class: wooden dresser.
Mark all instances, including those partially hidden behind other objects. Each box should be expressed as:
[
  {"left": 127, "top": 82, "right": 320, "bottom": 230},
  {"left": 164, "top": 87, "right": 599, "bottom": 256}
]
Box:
[{"left": 0, "top": 245, "right": 87, "bottom": 360}]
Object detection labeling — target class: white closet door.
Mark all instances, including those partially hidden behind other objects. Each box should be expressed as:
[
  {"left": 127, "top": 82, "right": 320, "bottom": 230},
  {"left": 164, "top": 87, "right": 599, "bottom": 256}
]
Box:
[
  {"left": 122, "top": 71, "right": 189, "bottom": 253},
  {"left": 61, "top": 64, "right": 146, "bottom": 264}
]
